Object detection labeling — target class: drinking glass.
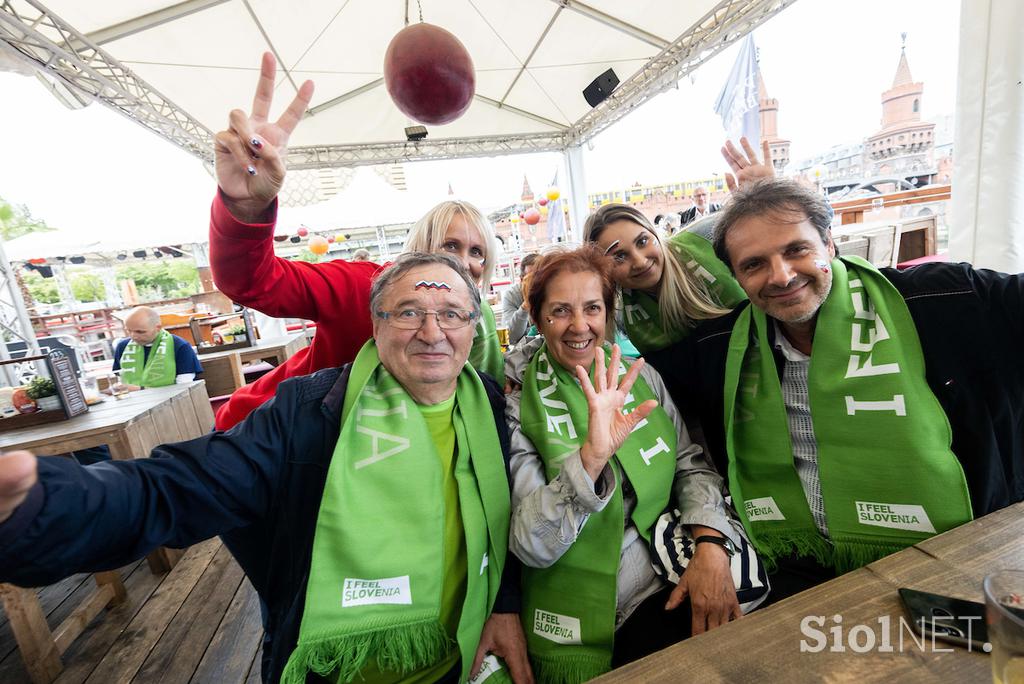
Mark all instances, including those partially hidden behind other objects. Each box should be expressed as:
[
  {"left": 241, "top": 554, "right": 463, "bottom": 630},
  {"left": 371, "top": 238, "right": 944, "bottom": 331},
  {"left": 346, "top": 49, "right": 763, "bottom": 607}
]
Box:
[
  {"left": 108, "top": 370, "right": 130, "bottom": 399},
  {"left": 984, "top": 570, "right": 1024, "bottom": 684}
]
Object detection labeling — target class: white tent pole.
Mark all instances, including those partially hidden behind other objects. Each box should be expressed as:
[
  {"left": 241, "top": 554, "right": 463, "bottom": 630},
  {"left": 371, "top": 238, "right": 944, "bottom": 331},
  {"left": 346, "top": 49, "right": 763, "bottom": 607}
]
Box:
[
  {"left": 949, "top": 0, "right": 1024, "bottom": 271},
  {"left": 563, "top": 145, "right": 589, "bottom": 245},
  {"left": 52, "top": 263, "right": 76, "bottom": 306},
  {"left": 99, "top": 264, "right": 124, "bottom": 308}
]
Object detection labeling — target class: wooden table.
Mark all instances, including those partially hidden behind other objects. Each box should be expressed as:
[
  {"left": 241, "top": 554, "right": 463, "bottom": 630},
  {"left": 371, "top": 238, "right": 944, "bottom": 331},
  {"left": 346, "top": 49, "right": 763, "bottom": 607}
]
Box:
[
  {"left": 197, "top": 333, "right": 308, "bottom": 397},
  {"left": 0, "top": 382, "right": 215, "bottom": 684},
  {"left": 597, "top": 502, "right": 1024, "bottom": 683}
]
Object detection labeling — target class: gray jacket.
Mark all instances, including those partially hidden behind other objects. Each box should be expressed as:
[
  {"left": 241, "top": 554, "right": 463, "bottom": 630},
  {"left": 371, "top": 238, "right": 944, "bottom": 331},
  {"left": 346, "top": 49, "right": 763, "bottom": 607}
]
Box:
[
  {"left": 500, "top": 285, "right": 532, "bottom": 345},
  {"left": 505, "top": 337, "right": 741, "bottom": 627}
]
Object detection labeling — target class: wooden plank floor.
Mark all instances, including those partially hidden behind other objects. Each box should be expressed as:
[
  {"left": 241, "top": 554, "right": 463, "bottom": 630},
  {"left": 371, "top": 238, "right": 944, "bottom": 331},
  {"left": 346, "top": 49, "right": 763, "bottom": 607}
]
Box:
[{"left": 0, "top": 539, "right": 264, "bottom": 684}]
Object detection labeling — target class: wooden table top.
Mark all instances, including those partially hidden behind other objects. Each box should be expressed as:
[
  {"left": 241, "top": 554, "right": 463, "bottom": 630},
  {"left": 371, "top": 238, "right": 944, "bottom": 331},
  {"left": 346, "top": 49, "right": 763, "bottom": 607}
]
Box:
[
  {"left": 195, "top": 333, "right": 306, "bottom": 362},
  {"left": 0, "top": 382, "right": 205, "bottom": 452},
  {"left": 596, "top": 502, "right": 1024, "bottom": 683}
]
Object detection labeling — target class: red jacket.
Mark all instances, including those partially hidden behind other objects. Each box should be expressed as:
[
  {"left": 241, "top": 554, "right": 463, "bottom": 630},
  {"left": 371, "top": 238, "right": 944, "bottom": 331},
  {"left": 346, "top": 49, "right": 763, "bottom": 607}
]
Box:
[{"left": 209, "top": 193, "right": 381, "bottom": 429}]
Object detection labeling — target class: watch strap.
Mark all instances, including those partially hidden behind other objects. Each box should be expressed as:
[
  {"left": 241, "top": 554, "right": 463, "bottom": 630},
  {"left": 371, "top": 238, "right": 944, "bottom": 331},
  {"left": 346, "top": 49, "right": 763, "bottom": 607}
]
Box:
[{"left": 694, "top": 535, "right": 735, "bottom": 556}]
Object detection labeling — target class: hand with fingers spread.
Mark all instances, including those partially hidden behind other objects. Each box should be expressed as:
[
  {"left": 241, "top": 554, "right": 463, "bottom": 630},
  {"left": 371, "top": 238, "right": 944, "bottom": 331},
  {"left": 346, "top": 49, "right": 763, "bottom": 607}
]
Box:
[
  {"left": 214, "top": 52, "right": 315, "bottom": 223},
  {"left": 721, "top": 136, "right": 775, "bottom": 193},
  {"left": 0, "top": 451, "right": 38, "bottom": 525},
  {"left": 575, "top": 344, "right": 658, "bottom": 482}
]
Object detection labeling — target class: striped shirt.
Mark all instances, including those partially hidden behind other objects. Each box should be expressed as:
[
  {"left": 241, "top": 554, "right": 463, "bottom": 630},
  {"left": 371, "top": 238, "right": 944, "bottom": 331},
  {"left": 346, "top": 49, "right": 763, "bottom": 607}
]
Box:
[{"left": 773, "top": 323, "right": 830, "bottom": 538}]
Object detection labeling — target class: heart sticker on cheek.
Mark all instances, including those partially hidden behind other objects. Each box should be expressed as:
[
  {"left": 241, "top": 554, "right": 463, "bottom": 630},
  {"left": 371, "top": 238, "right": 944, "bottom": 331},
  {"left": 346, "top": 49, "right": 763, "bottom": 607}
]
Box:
[{"left": 814, "top": 259, "right": 831, "bottom": 274}]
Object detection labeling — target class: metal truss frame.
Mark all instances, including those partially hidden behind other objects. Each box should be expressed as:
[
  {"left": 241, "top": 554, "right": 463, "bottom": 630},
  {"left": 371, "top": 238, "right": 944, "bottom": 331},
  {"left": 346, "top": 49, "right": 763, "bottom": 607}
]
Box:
[
  {"left": 1, "top": 0, "right": 795, "bottom": 168},
  {"left": 568, "top": 0, "right": 797, "bottom": 145},
  {"left": 0, "top": 0, "right": 215, "bottom": 162}
]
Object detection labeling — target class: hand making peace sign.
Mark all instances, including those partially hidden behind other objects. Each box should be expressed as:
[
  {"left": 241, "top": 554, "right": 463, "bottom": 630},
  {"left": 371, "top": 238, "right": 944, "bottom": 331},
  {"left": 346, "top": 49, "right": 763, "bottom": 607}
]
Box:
[{"left": 213, "top": 52, "right": 315, "bottom": 222}]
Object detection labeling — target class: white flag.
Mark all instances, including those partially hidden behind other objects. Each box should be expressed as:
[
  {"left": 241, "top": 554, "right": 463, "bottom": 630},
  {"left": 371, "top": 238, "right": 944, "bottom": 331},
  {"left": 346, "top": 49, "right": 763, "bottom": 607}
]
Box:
[{"left": 713, "top": 35, "right": 761, "bottom": 148}]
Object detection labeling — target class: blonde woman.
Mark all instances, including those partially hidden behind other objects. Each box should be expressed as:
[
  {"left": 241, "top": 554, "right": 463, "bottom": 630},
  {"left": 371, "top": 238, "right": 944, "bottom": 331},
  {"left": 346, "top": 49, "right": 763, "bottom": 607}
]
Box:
[{"left": 585, "top": 138, "right": 773, "bottom": 353}]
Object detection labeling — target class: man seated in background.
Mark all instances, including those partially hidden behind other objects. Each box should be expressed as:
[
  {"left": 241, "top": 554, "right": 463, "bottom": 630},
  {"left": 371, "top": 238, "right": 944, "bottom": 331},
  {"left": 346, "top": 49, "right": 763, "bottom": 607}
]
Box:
[{"left": 113, "top": 306, "right": 203, "bottom": 390}]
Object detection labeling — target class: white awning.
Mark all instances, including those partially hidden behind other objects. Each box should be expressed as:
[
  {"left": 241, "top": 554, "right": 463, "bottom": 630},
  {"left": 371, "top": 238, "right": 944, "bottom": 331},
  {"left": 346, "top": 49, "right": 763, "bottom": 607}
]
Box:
[{"left": 0, "top": 0, "right": 796, "bottom": 167}]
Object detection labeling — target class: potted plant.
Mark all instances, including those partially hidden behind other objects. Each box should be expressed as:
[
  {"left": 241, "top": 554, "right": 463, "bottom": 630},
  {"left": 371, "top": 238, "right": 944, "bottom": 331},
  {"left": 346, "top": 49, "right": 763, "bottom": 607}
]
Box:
[
  {"left": 26, "top": 376, "right": 60, "bottom": 411},
  {"left": 226, "top": 323, "right": 248, "bottom": 343}
]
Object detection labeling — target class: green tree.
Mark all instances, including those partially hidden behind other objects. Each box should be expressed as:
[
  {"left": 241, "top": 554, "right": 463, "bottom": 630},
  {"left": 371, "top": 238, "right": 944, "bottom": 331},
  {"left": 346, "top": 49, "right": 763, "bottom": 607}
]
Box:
[
  {"left": 69, "top": 272, "right": 105, "bottom": 302},
  {"left": 116, "top": 260, "right": 200, "bottom": 301},
  {"left": 22, "top": 270, "right": 59, "bottom": 304},
  {"left": 0, "top": 196, "right": 55, "bottom": 241}
]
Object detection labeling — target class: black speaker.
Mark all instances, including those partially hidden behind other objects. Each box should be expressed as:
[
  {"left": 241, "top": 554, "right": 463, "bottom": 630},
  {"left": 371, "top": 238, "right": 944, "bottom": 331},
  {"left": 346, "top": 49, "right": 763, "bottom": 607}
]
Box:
[{"left": 583, "top": 68, "right": 619, "bottom": 108}]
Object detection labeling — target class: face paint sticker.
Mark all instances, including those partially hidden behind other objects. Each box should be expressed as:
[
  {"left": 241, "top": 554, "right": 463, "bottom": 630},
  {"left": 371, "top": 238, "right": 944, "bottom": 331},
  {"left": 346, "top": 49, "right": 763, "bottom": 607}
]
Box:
[
  {"left": 414, "top": 280, "right": 452, "bottom": 291},
  {"left": 814, "top": 259, "right": 831, "bottom": 274},
  {"left": 603, "top": 239, "right": 621, "bottom": 256}
]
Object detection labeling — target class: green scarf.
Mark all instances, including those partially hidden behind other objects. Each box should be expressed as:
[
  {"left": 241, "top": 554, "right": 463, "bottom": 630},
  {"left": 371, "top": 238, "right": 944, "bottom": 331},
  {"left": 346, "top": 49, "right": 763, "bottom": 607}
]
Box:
[
  {"left": 621, "top": 230, "right": 746, "bottom": 354},
  {"left": 118, "top": 329, "right": 177, "bottom": 387},
  {"left": 281, "top": 341, "right": 510, "bottom": 684},
  {"left": 519, "top": 343, "right": 676, "bottom": 683},
  {"left": 469, "top": 300, "right": 505, "bottom": 383},
  {"left": 723, "top": 256, "right": 973, "bottom": 573}
]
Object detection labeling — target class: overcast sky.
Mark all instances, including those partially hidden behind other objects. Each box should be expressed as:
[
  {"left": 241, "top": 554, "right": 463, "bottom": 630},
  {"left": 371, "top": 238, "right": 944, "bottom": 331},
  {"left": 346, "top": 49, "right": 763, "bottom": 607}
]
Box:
[{"left": 0, "top": 0, "right": 960, "bottom": 245}]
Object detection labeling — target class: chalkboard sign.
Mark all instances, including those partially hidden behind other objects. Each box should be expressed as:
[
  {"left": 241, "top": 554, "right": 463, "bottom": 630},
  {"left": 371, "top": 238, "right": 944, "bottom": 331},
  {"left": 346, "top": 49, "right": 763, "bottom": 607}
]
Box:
[
  {"left": 47, "top": 350, "right": 88, "bottom": 417},
  {"left": 0, "top": 350, "right": 89, "bottom": 432}
]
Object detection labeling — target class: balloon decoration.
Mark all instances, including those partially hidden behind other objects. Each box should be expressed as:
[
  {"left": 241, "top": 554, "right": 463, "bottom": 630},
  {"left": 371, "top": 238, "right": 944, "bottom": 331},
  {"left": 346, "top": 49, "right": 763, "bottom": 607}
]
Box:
[
  {"left": 546, "top": 187, "right": 560, "bottom": 201},
  {"left": 510, "top": 213, "right": 520, "bottom": 224},
  {"left": 524, "top": 208, "right": 541, "bottom": 225},
  {"left": 383, "top": 23, "right": 475, "bottom": 125},
  {"left": 539, "top": 205, "right": 549, "bottom": 216},
  {"left": 335, "top": 233, "right": 347, "bottom": 243},
  {"left": 327, "top": 235, "right": 335, "bottom": 243},
  {"left": 28, "top": 258, "right": 46, "bottom": 265},
  {"left": 297, "top": 226, "right": 309, "bottom": 237},
  {"left": 309, "top": 235, "right": 329, "bottom": 255},
  {"left": 537, "top": 197, "right": 548, "bottom": 207}
]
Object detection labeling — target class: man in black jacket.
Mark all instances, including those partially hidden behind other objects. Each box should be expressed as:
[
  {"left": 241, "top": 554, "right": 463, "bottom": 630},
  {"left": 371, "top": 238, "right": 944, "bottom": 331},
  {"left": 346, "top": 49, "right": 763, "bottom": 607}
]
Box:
[
  {"left": 678, "top": 186, "right": 722, "bottom": 227},
  {"left": 649, "top": 179, "right": 1023, "bottom": 601},
  {"left": 0, "top": 253, "right": 532, "bottom": 684}
]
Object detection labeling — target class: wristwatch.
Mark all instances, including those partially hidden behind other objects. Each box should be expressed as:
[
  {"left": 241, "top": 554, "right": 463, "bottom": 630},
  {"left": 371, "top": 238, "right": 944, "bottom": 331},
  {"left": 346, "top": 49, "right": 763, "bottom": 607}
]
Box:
[{"left": 694, "top": 535, "right": 737, "bottom": 557}]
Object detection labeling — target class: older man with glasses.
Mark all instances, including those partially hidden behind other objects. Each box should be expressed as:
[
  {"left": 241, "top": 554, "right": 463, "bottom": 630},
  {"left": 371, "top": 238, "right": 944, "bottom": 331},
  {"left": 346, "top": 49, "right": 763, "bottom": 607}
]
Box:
[{"left": 0, "top": 253, "right": 532, "bottom": 684}]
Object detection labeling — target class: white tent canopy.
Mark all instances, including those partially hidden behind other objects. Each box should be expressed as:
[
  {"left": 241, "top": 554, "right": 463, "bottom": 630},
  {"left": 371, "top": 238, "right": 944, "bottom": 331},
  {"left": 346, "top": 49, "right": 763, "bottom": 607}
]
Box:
[{"left": 0, "top": 0, "right": 794, "bottom": 169}]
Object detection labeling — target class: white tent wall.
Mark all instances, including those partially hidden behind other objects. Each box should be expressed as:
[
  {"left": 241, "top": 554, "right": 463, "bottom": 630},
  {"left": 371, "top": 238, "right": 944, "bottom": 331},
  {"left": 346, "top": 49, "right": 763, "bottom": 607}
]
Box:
[{"left": 950, "top": 0, "right": 1024, "bottom": 272}]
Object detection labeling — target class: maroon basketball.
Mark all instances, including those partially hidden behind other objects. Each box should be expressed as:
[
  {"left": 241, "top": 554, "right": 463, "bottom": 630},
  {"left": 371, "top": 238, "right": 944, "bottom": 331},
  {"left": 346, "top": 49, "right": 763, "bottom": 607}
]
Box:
[{"left": 384, "top": 23, "right": 475, "bottom": 126}]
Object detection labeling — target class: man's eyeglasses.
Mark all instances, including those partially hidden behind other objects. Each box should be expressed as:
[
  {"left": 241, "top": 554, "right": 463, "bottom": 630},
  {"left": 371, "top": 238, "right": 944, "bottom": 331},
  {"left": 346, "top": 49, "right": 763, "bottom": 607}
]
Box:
[{"left": 376, "top": 308, "right": 478, "bottom": 330}]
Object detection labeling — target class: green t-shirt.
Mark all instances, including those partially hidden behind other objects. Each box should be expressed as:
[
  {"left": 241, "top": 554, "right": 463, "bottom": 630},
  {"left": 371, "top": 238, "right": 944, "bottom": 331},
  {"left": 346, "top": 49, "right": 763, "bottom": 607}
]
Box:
[{"left": 348, "top": 393, "right": 465, "bottom": 684}]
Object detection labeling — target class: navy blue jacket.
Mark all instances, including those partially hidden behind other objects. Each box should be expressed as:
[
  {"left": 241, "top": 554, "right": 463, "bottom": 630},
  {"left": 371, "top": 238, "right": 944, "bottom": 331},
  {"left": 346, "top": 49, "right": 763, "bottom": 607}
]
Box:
[{"left": 0, "top": 365, "right": 520, "bottom": 684}]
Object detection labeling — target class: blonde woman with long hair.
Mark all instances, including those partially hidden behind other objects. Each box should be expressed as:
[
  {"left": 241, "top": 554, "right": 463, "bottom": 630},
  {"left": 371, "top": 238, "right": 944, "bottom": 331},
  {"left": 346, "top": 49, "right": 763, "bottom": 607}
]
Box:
[
  {"left": 584, "top": 139, "right": 773, "bottom": 353},
  {"left": 404, "top": 199, "right": 504, "bottom": 381}
]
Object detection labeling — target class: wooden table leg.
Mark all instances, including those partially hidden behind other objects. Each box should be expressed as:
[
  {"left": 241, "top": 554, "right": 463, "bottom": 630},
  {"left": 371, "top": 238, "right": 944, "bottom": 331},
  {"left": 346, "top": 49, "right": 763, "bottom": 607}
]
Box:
[
  {"left": 1, "top": 572, "right": 128, "bottom": 683},
  {"left": 0, "top": 583, "right": 64, "bottom": 684},
  {"left": 145, "top": 547, "right": 185, "bottom": 574}
]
